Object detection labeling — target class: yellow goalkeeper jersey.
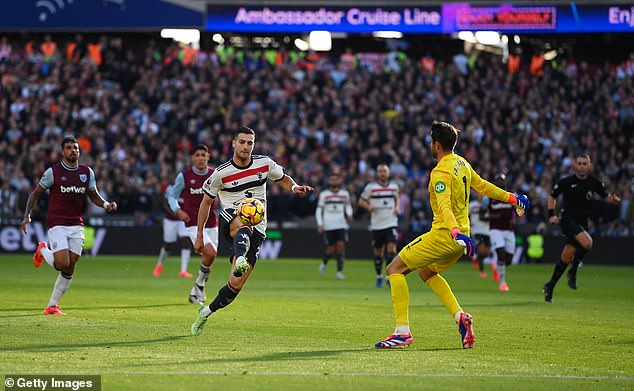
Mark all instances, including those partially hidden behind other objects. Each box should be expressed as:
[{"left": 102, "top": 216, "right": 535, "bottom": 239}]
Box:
[{"left": 429, "top": 153, "right": 512, "bottom": 233}]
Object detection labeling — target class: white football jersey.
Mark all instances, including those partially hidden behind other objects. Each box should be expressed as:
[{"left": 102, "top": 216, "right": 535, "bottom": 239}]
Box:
[
  {"left": 469, "top": 197, "right": 490, "bottom": 236},
  {"left": 360, "top": 181, "right": 399, "bottom": 230},
  {"left": 202, "top": 154, "right": 285, "bottom": 234},
  {"left": 315, "top": 188, "right": 353, "bottom": 231}
]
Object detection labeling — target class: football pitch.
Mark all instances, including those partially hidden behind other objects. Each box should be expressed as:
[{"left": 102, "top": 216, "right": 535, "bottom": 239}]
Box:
[{"left": 1, "top": 255, "right": 633, "bottom": 390}]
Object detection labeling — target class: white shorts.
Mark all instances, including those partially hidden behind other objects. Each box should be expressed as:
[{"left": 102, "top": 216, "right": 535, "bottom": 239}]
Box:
[
  {"left": 184, "top": 226, "right": 219, "bottom": 249},
  {"left": 48, "top": 225, "right": 84, "bottom": 256},
  {"left": 163, "top": 218, "right": 186, "bottom": 243},
  {"left": 490, "top": 229, "right": 515, "bottom": 254}
]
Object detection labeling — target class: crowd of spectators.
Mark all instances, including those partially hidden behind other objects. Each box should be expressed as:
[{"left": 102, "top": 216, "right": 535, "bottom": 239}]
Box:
[{"left": 0, "top": 34, "right": 632, "bottom": 237}]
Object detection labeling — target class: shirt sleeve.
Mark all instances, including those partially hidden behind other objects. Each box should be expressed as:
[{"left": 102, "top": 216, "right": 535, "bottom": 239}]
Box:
[
  {"left": 167, "top": 173, "right": 185, "bottom": 213},
  {"left": 315, "top": 192, "right": 325, "bottom": 226},
  {"left": 268, "top": 157, "right": 285, "bottom": 182},
  {"left": 202, "top": 169, "right": 221, "bottom": 199},
  {"left": 469, "top": 165, "right": 512, "bottom": 203},
  {"left": 360, "top": 183, "right": 371, "bottom": 201},
  {"left": 595, "top": 177, "right": 608, "bottom": 198},
  {"left": 38, "top": 168, "right": 54, "bottom": 189},
  {"left": 551, "top": 178, "right": 565, "bottom": 197},
  {"left": 431, "top": 170, "right": 459, "bottom": 230},
  {"left": 87, "top": 167, "right": 96, "bottom": 191}
]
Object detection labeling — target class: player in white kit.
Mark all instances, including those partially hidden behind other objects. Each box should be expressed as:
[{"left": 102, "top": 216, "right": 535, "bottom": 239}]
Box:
[{"left": 316, "top": 172, "right": 353, "bottom": 280}]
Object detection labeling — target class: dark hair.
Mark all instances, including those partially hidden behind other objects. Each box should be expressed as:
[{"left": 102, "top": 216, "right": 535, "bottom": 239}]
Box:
[
  {"left": 192, "top": 144, "right": 208, "bottom": 154},
  {"left": 430, "top": 121, "right": 460, "bottom": 151},
  {"left": 234, "top": 126, "right": 255, "bottom": 139},
  {"left": 576, "top": 153, "right": 591, "bottom": 163},
  {"left": 61, "top": 136, "right": 78, "bottom": 149}
]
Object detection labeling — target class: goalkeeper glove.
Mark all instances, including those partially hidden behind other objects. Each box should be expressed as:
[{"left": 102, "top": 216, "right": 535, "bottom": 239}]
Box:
[
  {"left": 451, "top": 228, "right": 475, "bottom": 257},
  {"left": 511, "top": 193, "right": 530, "bottom": 217}
]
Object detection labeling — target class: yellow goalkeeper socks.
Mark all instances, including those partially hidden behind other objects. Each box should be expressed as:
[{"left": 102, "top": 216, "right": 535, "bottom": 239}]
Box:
[
  {"left": 388, "top": 273, "right": 410, "bottom": 328},
  {"left": 426, "top": 274, "right": 462, "bottom": 319}
]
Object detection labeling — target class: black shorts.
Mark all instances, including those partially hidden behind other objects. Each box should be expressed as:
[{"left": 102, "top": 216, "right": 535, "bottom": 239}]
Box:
[
  {"left": 473, "top": 234, "right": 491, "bottom": 247},
  {"left": 561, "top": 217, "right": 587, "bottom": 246},
  {"left": 372, "top": 227, "right": 398, "bottom": 249},
  {"left": 219, "top": 208, "right": 265, "bottom": 267},
  {"left": 323, "top": 229, "right": 348, "bottom": 246}
]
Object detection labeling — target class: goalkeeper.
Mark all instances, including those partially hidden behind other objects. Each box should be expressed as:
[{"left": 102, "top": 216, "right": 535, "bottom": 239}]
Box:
[{"left": 375, "top": 121, "right": 529, "bottom": 349}]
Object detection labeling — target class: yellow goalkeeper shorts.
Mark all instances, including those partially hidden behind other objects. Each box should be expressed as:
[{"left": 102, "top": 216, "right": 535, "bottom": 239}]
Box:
[{"left": 398, "top": 229, "right": 465, "bottom": 273}]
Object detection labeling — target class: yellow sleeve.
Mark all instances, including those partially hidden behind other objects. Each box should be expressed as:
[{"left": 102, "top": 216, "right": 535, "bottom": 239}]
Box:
[
  {"left": 432, "top": 170, "right": 459, "bottom": 230},
  {"left": 470, "top": 166, "right": 512, "bottom": 203}
]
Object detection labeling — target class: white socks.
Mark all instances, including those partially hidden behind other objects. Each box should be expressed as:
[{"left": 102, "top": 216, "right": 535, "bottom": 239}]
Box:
[
  {"left": 156, "top": 247, "right": 167, "bottom": 266},
  {"left": 47, "top": 273, "right": 72, "bottom": 307},
  {"left": 41, "top": 246, "right": 55, "bottom": 268},
  {"left": 180, "top": 249, "right": 191, "bottom": 273}
]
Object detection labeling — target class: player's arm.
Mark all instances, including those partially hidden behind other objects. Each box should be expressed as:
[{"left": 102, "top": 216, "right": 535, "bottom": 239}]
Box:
[
  {"left": 596, "top": 178, "right": 621, "bottom": 205},
  {"left": 547, "top": 179, "right": 564, "bottom": 224},
  {"left": 358, "top": 197, "right": 372, "bottom": 212},
  {"left": 276, "top": 174, "right": 314, "bottom": 194},
  {"left": 433, "top": 170, "right": 460, "bottom": 230},
  {"left": 88, "top": 187, "right": 117, "bottom": 212},
  {"left": 358, "top": 185, "right": 373, "bottom": 212},
  {"left": 433, "top": 170, "right": 475, "bottom": 256},
  {"left": 167, "top": 173, "right": 189, "bottom": 222},
  {"left": 394, "top": 186, "right": 401, "bottom": 216},
  {"left": 20, "top": 184, "right": 46, "bottom": 234},
  {"left": 470, "top": 166, "right": 529, "bottom": 216},
  {"left": 345, "top": 191, "right": 354, "bottom": 223},
  {"left": 87, "top": 166, "right": 117, "bottom": 213},
  {"left": 315, "top": 192, "right": 325, "bottom": 233}
]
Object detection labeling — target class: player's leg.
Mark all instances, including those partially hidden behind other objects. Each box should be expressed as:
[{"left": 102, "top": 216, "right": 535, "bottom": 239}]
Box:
[
  {"left": 178, "top": 235, "right": 192, "bottom": 277},
  {"left": 371, "top": 230, "right": 384, "bottom": 287},
  {"left": 319, "top": 231, "right": 335, "bottom": 276},
  {"left": 490, "top": 230, "right": 507, "bottom": 288},
  {"left": 192, "top": 230, "right": 264, "bottom": 336},
  {"left": 43, "top": 227, "right": 83, "bottom": 315},
  {"left": 375, "top": 253, "right": 413, "bottom": 348},
  {"left": 420, "top": 252, "right": 475, "bottom": 349},
  {"left": 186, "top": 226, "right": 217, "bottom": 304},
  {"left": 475, "top": 241, "right": 488, "bottom": 277},
  {"left": 543, "top": 244, "right": 575, "bottom": 302},
  {"left": 229, "top": 218, "right": 253, "bottom": 277},
  {"left": 334, "top": 230, "right": 347, "bottom": 280},
  {"left": 568, "top": 230, "right": 592, "bottom": 289},
  {"left": 498, "top": 232, "right": 516, "bottom": 291},
  {"left": 384, "top": 228, "right": 398, "bottom": 282},
  {"left": 155, "top": 218, "right": 178, "bottom": 276}
]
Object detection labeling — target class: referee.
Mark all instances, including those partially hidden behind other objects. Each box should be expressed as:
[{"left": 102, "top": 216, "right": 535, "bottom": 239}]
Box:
[{"left": 543, "top": 154, "right": 620, "bottom": 302}]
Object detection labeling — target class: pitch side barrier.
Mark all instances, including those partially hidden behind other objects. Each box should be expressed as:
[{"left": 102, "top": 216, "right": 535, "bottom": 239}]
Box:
[{"left": 0, "top": 221, "right": 631, "bottom": 265}]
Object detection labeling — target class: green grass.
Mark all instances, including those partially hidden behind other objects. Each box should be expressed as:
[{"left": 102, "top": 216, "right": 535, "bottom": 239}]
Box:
[{"left": 1, "top": 255, "right": 633, "bottom": 390}]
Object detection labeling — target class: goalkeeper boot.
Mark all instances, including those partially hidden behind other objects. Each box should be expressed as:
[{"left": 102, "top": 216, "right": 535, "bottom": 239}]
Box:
[
  {"left": 374, "top": 333, "right": 413, "bottom": 348},
  {"left": 458, "top": 312, "right": 475, "bottom": 349},
  {"left": 233, "top": 256, "right": 250, "bottom": 277},
  {"left": 191, "top": 306, "right": 209, "bottom": 336},
  {"left": 543, "top": 283, "right": 553, "bottom": 303}
]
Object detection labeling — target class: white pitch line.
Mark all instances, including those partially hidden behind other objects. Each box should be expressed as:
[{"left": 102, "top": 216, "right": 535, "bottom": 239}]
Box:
[{"left": 2, "top": 371, "right": 633, "bottom": 381}]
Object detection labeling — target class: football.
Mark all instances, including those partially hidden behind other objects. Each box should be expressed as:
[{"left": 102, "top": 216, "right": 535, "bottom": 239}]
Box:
[{"left": 237, "top": 198, "right": 265, "bottom": 226}]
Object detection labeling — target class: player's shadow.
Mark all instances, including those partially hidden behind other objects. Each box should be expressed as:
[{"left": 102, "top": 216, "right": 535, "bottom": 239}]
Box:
[
  {"left": 124, "top": 346, "right": 461, "bottom": 369},
  {"left": 0, "top": 303, "right": 188, "bottom": 314},
  {"left": 0, "top": 335, "right": 188, "bottom": 353}
]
